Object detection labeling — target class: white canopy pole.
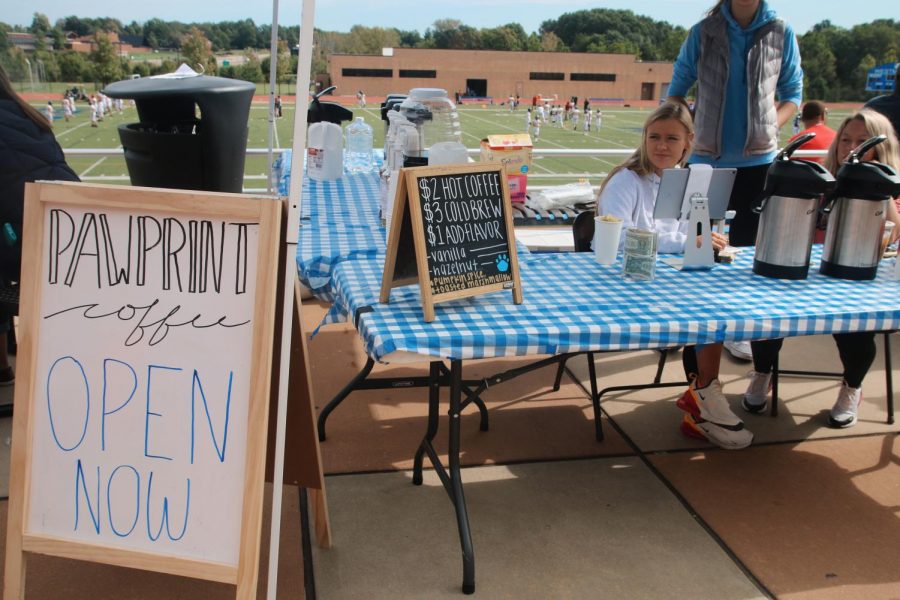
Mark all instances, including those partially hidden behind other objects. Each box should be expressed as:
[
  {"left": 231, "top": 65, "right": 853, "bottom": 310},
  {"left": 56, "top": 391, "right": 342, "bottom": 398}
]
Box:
[
  {"left": 266, "top": 0, "right": 316, "bottom": 598},
  {"left": 265, "top": 0, "right": 280, "bottom": 194},
  {"left": 286, "top": 0, "right": 315, "bottom": 244}
]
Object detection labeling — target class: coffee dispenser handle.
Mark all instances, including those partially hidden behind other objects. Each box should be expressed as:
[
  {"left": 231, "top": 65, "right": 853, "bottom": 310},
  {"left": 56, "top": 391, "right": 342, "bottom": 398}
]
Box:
[
  {"left": 847, "top": 135, "right": 887, "bottom": 164},
  {"left": 752, "top": 196, "right": 768, "bottom": 214},
  {"left": 778, "top": 132, "right": 816, "bottom": 161},
  {"left": 819, "top": 195, "right": 835, "bottom": 215}
]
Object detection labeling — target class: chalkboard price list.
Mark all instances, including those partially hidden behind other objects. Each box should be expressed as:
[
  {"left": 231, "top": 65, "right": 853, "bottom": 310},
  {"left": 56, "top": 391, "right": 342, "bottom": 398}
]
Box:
[{"left": 416, "top": 172, "right": 513, "bottom": 295}]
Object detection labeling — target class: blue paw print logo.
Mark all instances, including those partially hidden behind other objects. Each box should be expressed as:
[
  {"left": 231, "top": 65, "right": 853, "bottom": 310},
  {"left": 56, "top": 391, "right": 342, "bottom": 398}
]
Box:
[{"left": 495, "top": 254, "right": 510, "bottom": 273}]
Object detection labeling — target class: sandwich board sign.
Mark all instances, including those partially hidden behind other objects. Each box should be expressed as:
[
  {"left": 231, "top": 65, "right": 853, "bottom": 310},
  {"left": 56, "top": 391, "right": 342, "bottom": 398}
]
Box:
[
  {"left": 4, "top": 182, "right": 282, "bottom": 599},
  {"left": 380, "top": 163, "right": 523, "bottom": 321}
]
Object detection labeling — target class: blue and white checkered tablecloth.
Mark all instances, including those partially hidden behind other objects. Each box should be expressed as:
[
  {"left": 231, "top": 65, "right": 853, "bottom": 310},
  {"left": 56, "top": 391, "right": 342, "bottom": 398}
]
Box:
[
  {"left": 296, "top": 173, "right": 385, "bottom": 299},
  {"left": 325, "top": 246, "right": 900, "bottom": 363},
  {"left": 296, "top": 171, "right": 530, "bottom": 300}
]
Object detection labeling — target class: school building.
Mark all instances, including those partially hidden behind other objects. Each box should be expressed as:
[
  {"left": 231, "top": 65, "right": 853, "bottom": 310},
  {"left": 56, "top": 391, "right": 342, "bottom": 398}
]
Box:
[{"left": 328, "top": 48, "right": 674, "bottom": 104}]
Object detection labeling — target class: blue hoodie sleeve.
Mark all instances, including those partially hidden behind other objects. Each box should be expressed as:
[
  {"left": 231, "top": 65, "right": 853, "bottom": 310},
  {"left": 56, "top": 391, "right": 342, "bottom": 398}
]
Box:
[
  {"left": 668, "top": 24, "right": 701, "bottom": 98},
  {"left": 776, "top": 23, "right": 803, "bottom": 106}
]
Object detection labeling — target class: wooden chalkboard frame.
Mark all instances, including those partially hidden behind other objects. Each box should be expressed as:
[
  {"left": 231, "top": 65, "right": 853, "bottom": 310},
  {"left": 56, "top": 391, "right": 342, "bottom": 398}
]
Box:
[
  {"left": 380, "top": 163, "right": 523, "bottom": 322},
  {"left": 4, "top": 182, "right": 282, "bottom": 600}
]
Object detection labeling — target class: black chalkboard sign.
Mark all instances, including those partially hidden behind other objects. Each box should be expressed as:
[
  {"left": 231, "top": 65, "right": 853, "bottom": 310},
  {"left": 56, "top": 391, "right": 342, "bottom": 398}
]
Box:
[{"left": 381, "top": 163, "right": 523, "bottom": 322}]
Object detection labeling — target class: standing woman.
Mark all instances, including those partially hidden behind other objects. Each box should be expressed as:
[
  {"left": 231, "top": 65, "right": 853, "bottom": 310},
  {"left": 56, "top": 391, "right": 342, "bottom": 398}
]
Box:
[
  {"left": 668, "top": 0, "right": 803, "bottom": 364},
  {"left": 669, "top": 0, "right": 803, "bottom": 245}
]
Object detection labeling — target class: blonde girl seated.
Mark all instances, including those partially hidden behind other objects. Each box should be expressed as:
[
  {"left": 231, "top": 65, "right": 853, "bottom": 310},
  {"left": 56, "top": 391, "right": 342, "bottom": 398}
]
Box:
[
  {"left": 599, "top": 102, "right": 749, "bottom": 450},
  {"left": 598, "top": 102, "right": 728, "bottom": 254}
]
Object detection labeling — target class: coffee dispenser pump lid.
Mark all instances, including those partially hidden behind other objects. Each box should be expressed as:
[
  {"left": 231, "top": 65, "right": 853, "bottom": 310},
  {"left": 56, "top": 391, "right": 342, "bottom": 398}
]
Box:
[
  {"left": 763, "top": 132, "right": 836, "bottom": 199},
  {"left": 835, "top": 134, "right": 900, "bottom": 201}
]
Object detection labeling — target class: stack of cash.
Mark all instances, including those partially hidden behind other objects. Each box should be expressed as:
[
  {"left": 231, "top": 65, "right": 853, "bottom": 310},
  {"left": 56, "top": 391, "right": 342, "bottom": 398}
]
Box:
[{"left": 623, "top": 227, "right": 658, "bottom": 281}]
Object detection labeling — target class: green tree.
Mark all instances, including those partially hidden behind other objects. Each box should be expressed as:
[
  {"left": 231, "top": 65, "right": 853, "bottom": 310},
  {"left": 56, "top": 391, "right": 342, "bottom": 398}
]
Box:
[
  {"left": 539, "top": 31, "right": 566, "bottom": 52},
  {"left": 89, "top": 32, "right": 122, "bottom": 85},
  {"left": 481, "top": 24, "right": 528, "bottom": 51},
  {"left": 238, "top": 48, "right": 263, "bottom": 83},
  {"left": 181, "top": 26, "right": 216, "bottom": 74},
  {"left": 798, "top": 30, "right": 837, "bottom": 100},
  {"left": 343, "top": 25, "right": 400, "bottom": 54},
  {"left": 0, "top": 47, "right": 29, "bottom": 81},
  {"left": 0, "top": 23, "right": 10, "bottom": 52},
  {"left": 421, "top": 19, "right": 481, "bottom": 49},
  {"left": 30, "top": 13, "right": 51, "bottom": 51},
  {"left": 397, "top": 29, "right": 421, "bottom": 47},
  {"left": 150, "top": 59, "right": 177, "bottom": 76},
  {"left": 541, "top": 8, "right": 684, "bottom": 59},
  {"left": 131, "top": 61, "right": 151, "bottom": 78},
  {"left": 60, "top": 16, "right": 92, "bottom": 37}
]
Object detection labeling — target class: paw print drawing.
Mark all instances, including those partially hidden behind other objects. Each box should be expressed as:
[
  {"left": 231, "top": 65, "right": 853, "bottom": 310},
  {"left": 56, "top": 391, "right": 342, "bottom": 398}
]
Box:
[{"left": 495, "top": 254, "right": 510, "bottom": 273}]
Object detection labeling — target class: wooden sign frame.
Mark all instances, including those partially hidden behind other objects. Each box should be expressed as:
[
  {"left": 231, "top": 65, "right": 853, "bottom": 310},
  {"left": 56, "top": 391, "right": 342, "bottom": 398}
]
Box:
[
  {"left": 380, "top": 163, "right": 523, "bottom": 322},
  {"left": 4, "top": 182, "right": 282, "bottom": 600}
]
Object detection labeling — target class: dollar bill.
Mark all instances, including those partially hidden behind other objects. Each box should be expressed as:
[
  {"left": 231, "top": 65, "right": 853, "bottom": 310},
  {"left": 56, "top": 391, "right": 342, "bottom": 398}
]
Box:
[
  {"left": 623, "top": 253, "right": 656, "bottom": 281},
  {"left": 623, "top": 228, "right": 658, "bottom": 257}
]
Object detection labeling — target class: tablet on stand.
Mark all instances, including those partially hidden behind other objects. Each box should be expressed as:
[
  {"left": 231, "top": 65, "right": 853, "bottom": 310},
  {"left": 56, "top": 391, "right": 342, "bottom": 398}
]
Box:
[{"left": 654, "top": 165, "right": 736, "bottom": 270}]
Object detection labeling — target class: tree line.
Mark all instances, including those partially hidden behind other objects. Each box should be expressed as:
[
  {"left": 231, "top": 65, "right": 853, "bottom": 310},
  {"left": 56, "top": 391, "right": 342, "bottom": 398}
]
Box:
[{"left": 0, "top": 10, "right": 896, "bottom": 100}]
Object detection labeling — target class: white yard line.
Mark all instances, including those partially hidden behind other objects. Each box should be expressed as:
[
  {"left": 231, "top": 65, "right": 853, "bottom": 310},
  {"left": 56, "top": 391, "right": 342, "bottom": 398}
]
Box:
[
  {"left": 54, "top": 121, "right": 91, "bottom": 138},
  {"left": 79, "top": 156, "right": 107, "bottom": 178}
]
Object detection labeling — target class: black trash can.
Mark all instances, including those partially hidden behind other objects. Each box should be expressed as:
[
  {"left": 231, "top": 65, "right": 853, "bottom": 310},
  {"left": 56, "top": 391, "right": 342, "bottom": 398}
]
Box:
[{"left": 103, "top": 74, "right": 256, "bottom": 193}]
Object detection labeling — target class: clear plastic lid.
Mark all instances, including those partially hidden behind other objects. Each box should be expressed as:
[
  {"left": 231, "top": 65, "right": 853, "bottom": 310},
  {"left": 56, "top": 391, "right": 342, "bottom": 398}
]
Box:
[{"left": 398, "top": 88, "right": 460, "bottom": 151}]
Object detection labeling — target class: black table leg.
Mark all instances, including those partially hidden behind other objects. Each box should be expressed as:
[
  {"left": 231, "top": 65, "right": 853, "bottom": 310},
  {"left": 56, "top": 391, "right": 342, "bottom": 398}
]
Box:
[
  {"left": 413, "top": 362, "right": 442, "bottom": 485},
  {"left": 448, "top": 359, "right": 476, "bottom": 594},
  {"left": 586, "top": 352, "right": 603, "bottom": 441},
  {"left": 884, "top": 332, "right": 894, "bottom": 425},
  {"left": 317, "top": 357, "right": 375, "bottom": 441}
]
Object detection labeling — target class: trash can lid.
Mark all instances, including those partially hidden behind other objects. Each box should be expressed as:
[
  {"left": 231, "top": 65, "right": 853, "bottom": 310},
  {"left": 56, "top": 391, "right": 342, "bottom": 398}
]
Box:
[{"left": 103, "top": 73, "right": 256, "bottom": 100}]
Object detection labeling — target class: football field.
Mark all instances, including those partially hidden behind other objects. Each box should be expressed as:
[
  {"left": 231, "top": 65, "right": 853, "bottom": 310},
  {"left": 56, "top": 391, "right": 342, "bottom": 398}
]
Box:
[{"left": 43, "top": 100, "right": 857, "bottom": 190}]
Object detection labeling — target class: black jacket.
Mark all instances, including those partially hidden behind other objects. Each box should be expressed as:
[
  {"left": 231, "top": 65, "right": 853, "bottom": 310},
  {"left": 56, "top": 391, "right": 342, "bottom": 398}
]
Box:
[{"left": 0, "top": 95, "right": 79, "bottom": 280}]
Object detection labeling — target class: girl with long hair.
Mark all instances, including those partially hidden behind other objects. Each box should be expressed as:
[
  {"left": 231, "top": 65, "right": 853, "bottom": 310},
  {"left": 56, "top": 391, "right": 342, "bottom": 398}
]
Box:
[{"left": 744, "top": 109, "right": 900, "bottom": 427}]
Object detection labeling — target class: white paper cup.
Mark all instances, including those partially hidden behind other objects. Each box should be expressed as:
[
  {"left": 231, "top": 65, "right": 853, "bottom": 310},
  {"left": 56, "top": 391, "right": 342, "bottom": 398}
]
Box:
[{"left": 593, "top": 217, "right": 623, "bottom": 264}]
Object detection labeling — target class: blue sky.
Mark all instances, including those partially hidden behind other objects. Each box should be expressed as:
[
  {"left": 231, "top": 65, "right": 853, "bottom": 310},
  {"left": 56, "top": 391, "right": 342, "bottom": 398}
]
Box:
[{"left": 5, "top": 0, "right": 896, "bottom": 35}]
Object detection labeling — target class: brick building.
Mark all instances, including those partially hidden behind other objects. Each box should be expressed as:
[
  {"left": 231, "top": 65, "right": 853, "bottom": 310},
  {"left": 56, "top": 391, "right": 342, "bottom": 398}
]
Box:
[{"left": 329, "top": 48, "right": 673, "bottom": 103}]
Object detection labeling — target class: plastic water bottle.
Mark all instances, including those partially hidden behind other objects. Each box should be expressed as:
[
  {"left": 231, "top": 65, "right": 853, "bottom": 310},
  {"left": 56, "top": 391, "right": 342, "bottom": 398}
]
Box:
[{"left": 345, "top": 117, "right": 374, "bottom": 174}]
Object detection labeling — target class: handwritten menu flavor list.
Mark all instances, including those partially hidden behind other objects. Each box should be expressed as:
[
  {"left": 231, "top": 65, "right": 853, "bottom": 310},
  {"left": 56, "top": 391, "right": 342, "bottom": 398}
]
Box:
[
  {"left": 416, "top": 171, "right": 513, "bottom": 296},
  {"left": 32, "top": 205, "right": 260, "bottom": 565}
]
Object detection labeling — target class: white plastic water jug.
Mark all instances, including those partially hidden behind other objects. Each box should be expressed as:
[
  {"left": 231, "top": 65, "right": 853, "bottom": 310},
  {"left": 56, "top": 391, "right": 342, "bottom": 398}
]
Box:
[{"left": 307, "top": 122, "right": 343, "bottom": 181}]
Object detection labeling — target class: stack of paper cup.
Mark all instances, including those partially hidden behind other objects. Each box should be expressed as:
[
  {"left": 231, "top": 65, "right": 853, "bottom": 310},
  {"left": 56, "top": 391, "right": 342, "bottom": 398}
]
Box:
[{"left": 593, "top": 215, "right": 623, "bottom": 264}]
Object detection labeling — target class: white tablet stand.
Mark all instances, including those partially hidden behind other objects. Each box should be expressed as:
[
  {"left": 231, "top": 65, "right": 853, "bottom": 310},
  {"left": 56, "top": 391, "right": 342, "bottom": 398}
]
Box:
[
  {"left": 682, "top": 193, "right": 715, "bottom": 270},
  {"left": 677, "top": 164, "right": 714, "bottom": 270}
]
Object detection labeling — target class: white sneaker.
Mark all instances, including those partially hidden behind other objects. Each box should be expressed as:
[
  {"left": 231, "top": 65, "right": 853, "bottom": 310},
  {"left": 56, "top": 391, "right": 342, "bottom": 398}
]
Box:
[
  {"left": 677, "top": 379, "right": 754, "bottom": 450},
  {"left": 741, "top": 370, "right": 772, "bottom": 413},
  {"left": 828, "top": 382, "right": 862, "bottom": 428},
  {"left": 724, "top": 340, "right": 753, "bottom": 362}
]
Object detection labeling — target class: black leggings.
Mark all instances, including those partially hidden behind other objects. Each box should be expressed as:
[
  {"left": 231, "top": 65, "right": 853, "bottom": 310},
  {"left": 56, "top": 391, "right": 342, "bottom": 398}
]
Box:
[
  {"left": 750, "top": 333, "right": 877, "bottom": 389},
  {"left": 724, "top": 163, "right": 771, "bottom": 247}
]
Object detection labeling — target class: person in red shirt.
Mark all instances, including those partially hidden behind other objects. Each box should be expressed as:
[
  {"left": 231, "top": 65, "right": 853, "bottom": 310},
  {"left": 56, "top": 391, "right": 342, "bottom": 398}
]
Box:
[{"left": 788, "top": 100, "right": 835, "bottom": 163}]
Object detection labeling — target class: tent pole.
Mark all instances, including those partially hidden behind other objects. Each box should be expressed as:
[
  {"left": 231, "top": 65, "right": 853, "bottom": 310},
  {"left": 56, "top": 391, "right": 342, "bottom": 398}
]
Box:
[
  {"left": 267, "top": 0, "right": 316, "bottom": 599},
  {"left": 265, "top": 0, "right": 280, "bottom": 195}
]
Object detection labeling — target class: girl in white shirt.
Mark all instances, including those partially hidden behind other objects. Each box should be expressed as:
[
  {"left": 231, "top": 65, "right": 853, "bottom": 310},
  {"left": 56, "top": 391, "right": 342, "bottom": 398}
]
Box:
[
  {"left": 598, "top": 102, "right": 728, "bottom": 254},
  {"left": 599, "top": 101, "right": 749, "bottom": 451}
]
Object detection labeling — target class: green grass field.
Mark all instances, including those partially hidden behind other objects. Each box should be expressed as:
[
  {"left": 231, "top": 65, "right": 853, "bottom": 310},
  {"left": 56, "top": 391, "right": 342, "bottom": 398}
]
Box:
[{"left": 40, "top": 100, "right": 858, "bottom": 190}]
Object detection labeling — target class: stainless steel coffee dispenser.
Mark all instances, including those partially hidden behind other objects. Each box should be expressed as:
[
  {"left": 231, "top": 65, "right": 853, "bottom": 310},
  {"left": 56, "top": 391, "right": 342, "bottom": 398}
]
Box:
[
  {"left": 820, "top": 135, "right": 900, "bottom": 280},
  {"left": 753, "top": 133, "right": 836, "bottom": 279}
]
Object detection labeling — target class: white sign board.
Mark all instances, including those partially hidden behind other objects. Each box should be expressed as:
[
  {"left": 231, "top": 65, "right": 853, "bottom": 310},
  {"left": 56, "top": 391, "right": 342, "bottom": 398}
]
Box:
[{"left": 5, "top": 182, "right": 282, "bottom": 599}]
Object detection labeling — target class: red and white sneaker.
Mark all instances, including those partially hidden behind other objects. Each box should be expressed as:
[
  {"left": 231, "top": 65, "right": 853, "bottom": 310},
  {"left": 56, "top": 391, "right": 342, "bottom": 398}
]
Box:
[{"left": 677, "top": 379, "right": 753, "bottom": 450}]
